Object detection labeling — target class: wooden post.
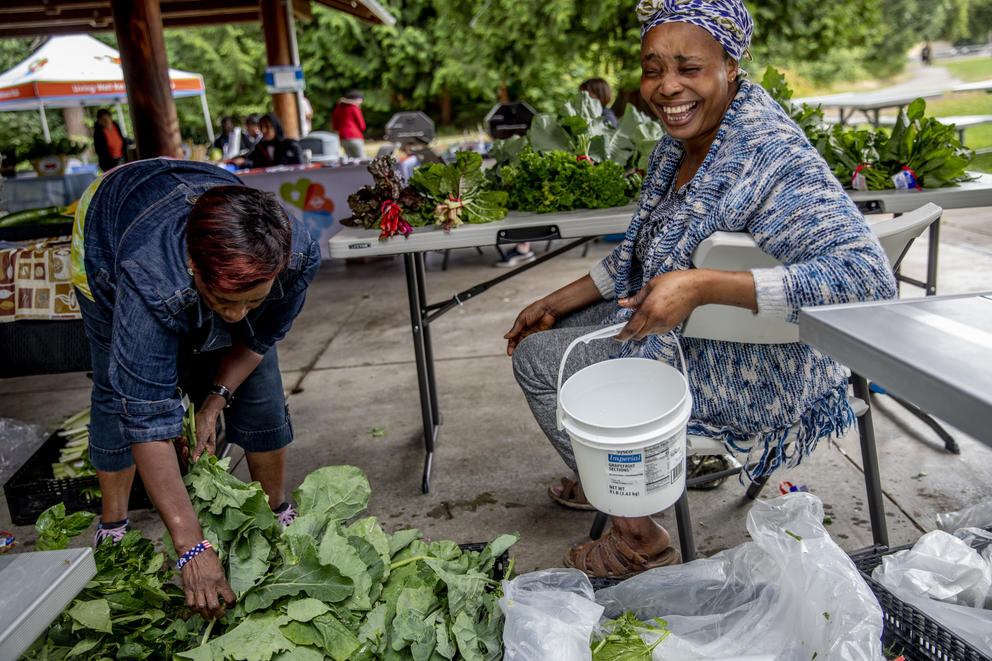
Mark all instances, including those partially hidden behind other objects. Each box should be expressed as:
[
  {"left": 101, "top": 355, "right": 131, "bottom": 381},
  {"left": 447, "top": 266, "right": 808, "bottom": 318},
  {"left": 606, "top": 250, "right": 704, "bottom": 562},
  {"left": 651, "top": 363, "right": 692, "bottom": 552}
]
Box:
[
  {"left": 110, "top": 0, "right": 182, "bottom": 160},
  {"left": 260, "top": 0, "right": 301, "bottom": 139}
]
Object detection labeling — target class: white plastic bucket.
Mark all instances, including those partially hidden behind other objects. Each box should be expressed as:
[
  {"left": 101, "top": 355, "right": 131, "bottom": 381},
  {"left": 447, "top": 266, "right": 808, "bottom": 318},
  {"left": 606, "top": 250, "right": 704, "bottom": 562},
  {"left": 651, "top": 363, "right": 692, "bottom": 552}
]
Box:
[{"left": 556, "top": 323, "right": 692, "bottom": 517}]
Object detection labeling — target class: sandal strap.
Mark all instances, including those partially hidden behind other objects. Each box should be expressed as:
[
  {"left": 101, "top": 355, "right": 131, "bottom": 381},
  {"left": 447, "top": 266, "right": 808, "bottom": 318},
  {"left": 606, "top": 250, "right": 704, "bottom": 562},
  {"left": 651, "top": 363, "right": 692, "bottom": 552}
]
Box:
[{"left": 569, "top": 528, "right": 651, "bottom": 577}]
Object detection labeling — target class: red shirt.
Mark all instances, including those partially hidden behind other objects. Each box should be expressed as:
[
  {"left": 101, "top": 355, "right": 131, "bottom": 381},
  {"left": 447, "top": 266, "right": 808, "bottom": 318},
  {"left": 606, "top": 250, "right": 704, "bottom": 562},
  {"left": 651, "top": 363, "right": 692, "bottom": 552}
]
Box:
[
  {"left": 331, "top": 102, "right": 366, "bottom": 140},
  {"left": 103, "top": 125, "right": 124, "bottom": 158}
]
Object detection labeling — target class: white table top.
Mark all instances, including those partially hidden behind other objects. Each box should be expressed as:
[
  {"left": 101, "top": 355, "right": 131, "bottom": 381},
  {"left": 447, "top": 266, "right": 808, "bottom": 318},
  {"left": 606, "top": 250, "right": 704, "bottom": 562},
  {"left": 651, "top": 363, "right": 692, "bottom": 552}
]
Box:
[
  {"left": 952, "top": 79, "right": 992, "bottom": 93},
  {"left": 799, "top": 292, "right": 992, "bottom": 447},
  {"left": 329, "top": 173, "right": 992, "bottom": 258},
  {"left": 328, "top": 204, "right": 636, "bottom": 258},
  {"left": 850, "top": 172, "right": 992, "bottom": 214}
]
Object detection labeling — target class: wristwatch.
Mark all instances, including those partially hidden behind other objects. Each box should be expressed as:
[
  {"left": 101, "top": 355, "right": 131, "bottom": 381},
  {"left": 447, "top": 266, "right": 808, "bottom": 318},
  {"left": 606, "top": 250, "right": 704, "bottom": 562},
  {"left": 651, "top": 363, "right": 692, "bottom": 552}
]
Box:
[{"left": 207, "top": 384, "right": 233, "bottom": 408}]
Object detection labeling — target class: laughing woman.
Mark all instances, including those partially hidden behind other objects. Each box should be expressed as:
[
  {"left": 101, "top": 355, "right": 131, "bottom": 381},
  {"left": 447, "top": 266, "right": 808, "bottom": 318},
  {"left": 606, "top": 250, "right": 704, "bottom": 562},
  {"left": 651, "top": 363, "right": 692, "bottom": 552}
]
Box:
[{"left": 505, "top": 0, "right": 896, "bottom": 578}]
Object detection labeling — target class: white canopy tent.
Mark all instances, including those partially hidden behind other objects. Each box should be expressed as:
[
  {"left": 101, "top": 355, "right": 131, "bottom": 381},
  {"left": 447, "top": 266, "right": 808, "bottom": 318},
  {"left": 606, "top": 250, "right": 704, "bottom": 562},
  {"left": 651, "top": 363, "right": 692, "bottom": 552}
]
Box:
[{"left": 0, "top": 34, "right": 214, "bottom": 144}]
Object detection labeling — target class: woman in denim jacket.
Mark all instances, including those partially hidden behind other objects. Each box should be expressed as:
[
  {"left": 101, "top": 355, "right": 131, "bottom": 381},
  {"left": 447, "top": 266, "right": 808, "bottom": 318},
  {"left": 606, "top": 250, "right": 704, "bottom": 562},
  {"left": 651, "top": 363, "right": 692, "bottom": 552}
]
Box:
[{"left": 70, "top": 158, "right": 320, "bottom": 618}]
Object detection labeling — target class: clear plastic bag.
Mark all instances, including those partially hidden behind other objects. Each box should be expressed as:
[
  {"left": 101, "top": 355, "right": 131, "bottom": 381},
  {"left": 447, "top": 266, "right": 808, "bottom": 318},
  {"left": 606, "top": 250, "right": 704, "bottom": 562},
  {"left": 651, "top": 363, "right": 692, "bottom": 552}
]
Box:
[
  {"left": 500, "top": 493, "right": 884, "bottom": 660},
  {"left": 936, "top": 499, "right": 992, "bottom": 532},
  {"left": 0, "top": 417, "right": 47, "bottom": 484},
  {"left": 499, "top": 568, "right": 604, "bottom": 660},
  {"left": 872, "top": 528, "right": 992, "bottom": 651}
]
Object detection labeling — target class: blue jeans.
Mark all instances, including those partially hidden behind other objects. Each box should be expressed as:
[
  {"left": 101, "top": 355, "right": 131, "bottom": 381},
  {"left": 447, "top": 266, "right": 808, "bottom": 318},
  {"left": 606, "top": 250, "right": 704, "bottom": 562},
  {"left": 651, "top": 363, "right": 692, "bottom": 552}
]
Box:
[{"left": 78, "top": 292, "right": 293, "bottom": 472}]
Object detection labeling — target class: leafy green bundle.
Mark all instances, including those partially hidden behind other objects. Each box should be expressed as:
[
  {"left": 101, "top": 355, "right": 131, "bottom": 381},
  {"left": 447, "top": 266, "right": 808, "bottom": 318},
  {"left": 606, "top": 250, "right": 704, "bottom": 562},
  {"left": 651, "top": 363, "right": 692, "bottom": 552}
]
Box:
[
  {"left": 490, "top": 91, "right": 663, "bottom": 173},
  {"left": 342, "top": 156, "right": 427, "bottom": 231},
  {"left": 762, "top": 66, "right": 974, "bottom": 190},
  {"left": 26, "top": 504, "right": 203, "bottom": 659},
  {"left": 499, "top": 148, "right": 637, "bottom": 213},
  {"left": 25, "top": 455, "right": 516, "bottom": 660},
  {"left": 407, "top": 152, "right": 509, "bottom": 230},
  {"left": 590, "top": 613, "right": 671, "bottom": 661}
]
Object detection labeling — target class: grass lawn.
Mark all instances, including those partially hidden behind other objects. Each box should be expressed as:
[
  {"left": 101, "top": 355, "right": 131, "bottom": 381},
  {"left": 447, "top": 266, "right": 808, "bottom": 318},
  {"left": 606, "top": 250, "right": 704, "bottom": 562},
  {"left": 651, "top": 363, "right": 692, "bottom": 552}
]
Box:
[{"left": 942, "top": 56, "right": 992, "bottom": 82}]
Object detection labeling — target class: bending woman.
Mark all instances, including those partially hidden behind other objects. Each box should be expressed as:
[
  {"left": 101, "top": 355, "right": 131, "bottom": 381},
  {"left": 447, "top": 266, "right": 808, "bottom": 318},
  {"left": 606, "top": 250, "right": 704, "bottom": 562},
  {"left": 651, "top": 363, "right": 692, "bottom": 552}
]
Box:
[
  {"left": 505, "top": 0, "right": 896, "bottom": 578},
  {"left": 71, "top": 158, "right": 320, "bottom": 617}
]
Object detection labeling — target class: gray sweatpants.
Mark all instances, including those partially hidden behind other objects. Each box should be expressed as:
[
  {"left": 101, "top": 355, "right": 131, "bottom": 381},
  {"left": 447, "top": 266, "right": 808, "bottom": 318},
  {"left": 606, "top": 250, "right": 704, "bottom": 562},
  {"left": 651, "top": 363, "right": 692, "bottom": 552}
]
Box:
[{"left": 511, "top": 300, "right": 619, "bottom": 472}]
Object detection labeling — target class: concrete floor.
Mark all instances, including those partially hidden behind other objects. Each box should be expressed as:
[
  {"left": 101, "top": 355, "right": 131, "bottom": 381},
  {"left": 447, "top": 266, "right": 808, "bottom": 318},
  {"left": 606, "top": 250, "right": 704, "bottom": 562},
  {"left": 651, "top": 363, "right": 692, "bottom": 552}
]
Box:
[{"left": 1, "top": 205, "right": 991, "bottom": 575}]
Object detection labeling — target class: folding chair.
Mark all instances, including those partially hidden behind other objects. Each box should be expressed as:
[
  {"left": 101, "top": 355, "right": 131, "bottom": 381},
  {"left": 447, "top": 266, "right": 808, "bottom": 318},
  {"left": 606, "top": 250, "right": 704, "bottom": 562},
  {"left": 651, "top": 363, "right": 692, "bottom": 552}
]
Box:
[{"left": 589, "top": 203, "right": 944, "bottom": 562}]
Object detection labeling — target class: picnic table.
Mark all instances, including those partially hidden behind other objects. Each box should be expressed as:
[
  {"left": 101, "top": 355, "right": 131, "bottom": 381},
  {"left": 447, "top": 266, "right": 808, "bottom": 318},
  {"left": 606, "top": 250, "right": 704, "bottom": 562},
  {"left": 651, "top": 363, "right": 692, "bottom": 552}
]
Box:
[{"left": 794, "top": 88, "right": 945, "bottom": 126}]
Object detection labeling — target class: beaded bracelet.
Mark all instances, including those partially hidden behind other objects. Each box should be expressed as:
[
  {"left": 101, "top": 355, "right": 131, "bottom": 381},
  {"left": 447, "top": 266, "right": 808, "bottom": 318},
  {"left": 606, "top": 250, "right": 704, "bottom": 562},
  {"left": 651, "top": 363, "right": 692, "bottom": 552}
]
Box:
[{"left": 176, "top": 540, "right": 213, "bottom": 570}]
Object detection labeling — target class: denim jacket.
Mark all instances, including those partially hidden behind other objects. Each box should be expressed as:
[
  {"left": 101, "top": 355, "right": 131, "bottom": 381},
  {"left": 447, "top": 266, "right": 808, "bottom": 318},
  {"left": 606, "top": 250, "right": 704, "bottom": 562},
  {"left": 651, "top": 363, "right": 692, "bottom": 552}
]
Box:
[{"left": 82, "top": 158, "right": 320, "bottom": 443}]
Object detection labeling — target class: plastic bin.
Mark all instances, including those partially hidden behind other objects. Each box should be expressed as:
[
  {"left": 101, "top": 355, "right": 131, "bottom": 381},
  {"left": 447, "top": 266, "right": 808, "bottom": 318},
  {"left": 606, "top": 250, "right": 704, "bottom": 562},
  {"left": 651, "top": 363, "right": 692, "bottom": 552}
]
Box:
[
  {"left": 849, "top": 530, "right": 992, "bottom": 661},
  {"left": 3, "top": 430, "right": 153, "bottom": 526}
]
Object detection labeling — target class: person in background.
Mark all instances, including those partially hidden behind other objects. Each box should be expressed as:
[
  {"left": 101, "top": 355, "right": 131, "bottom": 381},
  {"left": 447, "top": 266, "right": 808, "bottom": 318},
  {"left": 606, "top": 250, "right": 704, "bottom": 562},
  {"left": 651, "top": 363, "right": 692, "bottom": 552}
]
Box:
[
  {"left": 301, "top": 96, "right": 314, "bottom": 136},
  {"left": 213, "top": 116, "right": 245, "bottom": 161},
  {"left": 331, "top": 90, "right": 366, "bottom": 158},
  {"left": 92, "top": 108, "right": 130, "bottom": 172},
  {"left": 243, "top": 114, "right": 263, "bottom": 154},
  {"left": 70, "top": 158, "right": 320, "bottom": 619},
  {"left": 506, "top": 0, "right": 896, "bottom": 578},
  {"left": 231, "top": 114, "right": 303, "bottom": 169},
  {"left": 580, "top": 77, "right": 619, "bottom": 128}
]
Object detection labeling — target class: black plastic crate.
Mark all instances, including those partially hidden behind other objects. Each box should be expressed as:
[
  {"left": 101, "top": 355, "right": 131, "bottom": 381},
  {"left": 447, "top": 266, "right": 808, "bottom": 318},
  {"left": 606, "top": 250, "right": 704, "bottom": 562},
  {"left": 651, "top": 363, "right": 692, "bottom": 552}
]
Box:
[
  {"left": 850, "top": 528, "right": 992, "bottom": 661},
  {"left": 3, "top": 430, "right": 153, "bottom": 526},
  {"left": 458, "top": 541, "right": 510, "bottom": 582}
]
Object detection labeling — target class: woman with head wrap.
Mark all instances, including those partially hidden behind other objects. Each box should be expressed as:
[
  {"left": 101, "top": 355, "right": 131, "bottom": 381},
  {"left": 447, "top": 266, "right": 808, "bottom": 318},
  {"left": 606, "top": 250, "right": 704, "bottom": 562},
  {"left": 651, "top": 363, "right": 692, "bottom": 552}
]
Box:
[{"left": 506, "top": 0, "right": 896, "bottom": 577}]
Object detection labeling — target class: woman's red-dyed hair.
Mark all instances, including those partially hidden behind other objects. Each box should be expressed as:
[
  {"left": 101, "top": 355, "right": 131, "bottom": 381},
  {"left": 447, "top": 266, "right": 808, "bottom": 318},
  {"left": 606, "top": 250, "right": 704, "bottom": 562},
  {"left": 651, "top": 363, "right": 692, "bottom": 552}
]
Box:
[{"left": 186, "top": 186, "right": 292, "bottom": 294}]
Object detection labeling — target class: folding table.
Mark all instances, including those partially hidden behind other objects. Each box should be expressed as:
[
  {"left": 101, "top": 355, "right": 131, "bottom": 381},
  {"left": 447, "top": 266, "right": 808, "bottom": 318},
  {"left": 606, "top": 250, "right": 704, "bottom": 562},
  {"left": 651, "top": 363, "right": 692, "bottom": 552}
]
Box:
[
  {"left": 328, "top": 178, "right": 992, "bottom": 493},
  {"left": 799, "top": 293, "right": 992, "bottom": 547}
]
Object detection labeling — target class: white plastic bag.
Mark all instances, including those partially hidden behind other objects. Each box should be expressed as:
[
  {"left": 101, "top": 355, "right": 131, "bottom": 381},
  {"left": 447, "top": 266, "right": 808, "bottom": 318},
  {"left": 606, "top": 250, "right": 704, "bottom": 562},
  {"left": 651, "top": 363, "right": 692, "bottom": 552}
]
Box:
[
  {"left": 872, "top": 527, "right": 992, "bottom": 651},
  {"left": 872, "top": 530, "right": 990, "bottom": 607},
  {"left": 935, "top": 499, "right": 992, "bottom": 532},
  {"left": 500, "top": 493, "right": 884, "bottom": 660},
  {"left": 499, "top": 568, "right": 604, "bottom": 661}
]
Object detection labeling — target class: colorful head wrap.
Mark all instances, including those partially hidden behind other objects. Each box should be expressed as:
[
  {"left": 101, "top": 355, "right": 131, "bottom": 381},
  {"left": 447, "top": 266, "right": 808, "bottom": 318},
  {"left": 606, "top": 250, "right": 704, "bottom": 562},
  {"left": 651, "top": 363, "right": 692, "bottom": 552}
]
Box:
[{"left": 636, "top": 0, "right": 753, "bottom": 61}]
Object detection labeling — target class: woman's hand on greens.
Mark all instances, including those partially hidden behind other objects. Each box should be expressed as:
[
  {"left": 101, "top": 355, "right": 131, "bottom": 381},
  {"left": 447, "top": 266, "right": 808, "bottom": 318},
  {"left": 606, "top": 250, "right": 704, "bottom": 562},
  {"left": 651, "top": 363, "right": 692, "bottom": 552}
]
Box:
[
  {"left": 180, "top": 547, "right": 237, "bottom": 620},
  {"left": 192, "top": 402, "right": 223, "bottom": 463},
  {"left": 505, "top": 298, "right": 559, "bottom": 356},
  {"left": 616, "top": 271, "right": 701, "bottom": 340}
]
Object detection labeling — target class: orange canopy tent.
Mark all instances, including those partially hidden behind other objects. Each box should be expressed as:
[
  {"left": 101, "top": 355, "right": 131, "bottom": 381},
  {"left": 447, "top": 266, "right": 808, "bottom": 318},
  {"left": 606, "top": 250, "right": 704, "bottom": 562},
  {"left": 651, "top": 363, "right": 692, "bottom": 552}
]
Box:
[{"left": 0, "top": 34, "right": 215, "bottom": 143}]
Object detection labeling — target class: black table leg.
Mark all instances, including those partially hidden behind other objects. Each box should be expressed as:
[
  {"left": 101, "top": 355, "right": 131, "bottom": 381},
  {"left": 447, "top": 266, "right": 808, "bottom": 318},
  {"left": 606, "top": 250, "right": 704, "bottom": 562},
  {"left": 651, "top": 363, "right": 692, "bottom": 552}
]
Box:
[
  {"left": 673, "top": 490, "right": 696, "bottom": 562},
  {"left": 851, "top": 374, "right": 889, "bottom": 548},
  {"left": 404, "top": 253, "right": 440, "bottom": 493}
]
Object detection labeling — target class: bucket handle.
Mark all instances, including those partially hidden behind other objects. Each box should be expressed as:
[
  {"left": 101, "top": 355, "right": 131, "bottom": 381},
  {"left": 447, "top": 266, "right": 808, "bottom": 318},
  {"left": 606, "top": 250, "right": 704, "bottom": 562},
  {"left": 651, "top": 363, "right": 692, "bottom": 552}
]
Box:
[{"left": 555, "top": 323, "right": 688, "bottom": 430}]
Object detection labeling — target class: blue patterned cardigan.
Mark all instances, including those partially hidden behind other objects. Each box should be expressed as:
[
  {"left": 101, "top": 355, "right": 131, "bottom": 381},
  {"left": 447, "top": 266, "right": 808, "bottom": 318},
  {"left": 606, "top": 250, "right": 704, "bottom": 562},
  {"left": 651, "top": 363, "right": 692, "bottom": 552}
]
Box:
[{"left": 590, "top": 80, "right": 897, "bottom": 475}]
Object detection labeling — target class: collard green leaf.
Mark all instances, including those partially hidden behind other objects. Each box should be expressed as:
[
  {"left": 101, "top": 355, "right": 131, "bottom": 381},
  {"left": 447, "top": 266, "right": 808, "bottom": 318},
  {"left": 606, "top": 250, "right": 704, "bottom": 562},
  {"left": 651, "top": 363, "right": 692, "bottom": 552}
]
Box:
[
  {"left": 229, "top": 529, "right": 272, "bottom": 595},
  {"left": 529, "top": 114, "right": 573, "bottom": 153},
  {"left": 177, "top": 611, "right": 293, "bottom": 661},
  {"left": 346, "top": 517, "right": 392, "bottom": 579},
  {"left": 310, "top": 612, "right": 363, "bottom": 661},
  {"left": 272, "top": 645, "right": 324, "bottom": 661},
  {"left": 318, "top": 525, "right": 374, "bottom": 611},
  {"left": 287, "top": 597, "right": 331, "bottom": 622},
  {"left": 243, "top": 543, "right": 353, "bottom": 613},
  {"left": 293, "top": 465, "right": 370, "bottom": 522},
  {"left": 388, "top": 528, "right": 424, "bottom": 557}
]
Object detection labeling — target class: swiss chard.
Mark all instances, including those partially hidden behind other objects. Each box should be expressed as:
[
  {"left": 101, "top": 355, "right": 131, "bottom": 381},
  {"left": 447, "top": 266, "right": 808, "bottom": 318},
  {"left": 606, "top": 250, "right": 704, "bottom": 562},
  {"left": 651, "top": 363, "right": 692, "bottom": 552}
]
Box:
[{"left": 408, "top": 151, "right": 509, "bottom": 230}]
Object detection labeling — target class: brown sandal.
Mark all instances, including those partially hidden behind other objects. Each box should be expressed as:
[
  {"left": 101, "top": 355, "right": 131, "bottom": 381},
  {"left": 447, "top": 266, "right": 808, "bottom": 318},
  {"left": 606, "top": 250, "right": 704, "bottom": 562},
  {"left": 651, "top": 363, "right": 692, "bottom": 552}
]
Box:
[
  {"left": 563, "top": 528, "right": 681, "bottom": 579},
  {"left": 547, "top": 477, "right": 597, "bottom": 511}
]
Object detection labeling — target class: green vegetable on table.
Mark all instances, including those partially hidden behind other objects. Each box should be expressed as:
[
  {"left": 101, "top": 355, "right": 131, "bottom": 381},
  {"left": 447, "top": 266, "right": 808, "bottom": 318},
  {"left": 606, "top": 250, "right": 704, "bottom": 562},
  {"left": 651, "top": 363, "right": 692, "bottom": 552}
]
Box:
[
  {"left": 499, "top": 148, "right": 637, "bottom": 214},
  {"left": 762, "top": 66, "right": 974, "bottom": 190},
  {"left": 408, "top": 151, "right": 509, "bottom": 230}
]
